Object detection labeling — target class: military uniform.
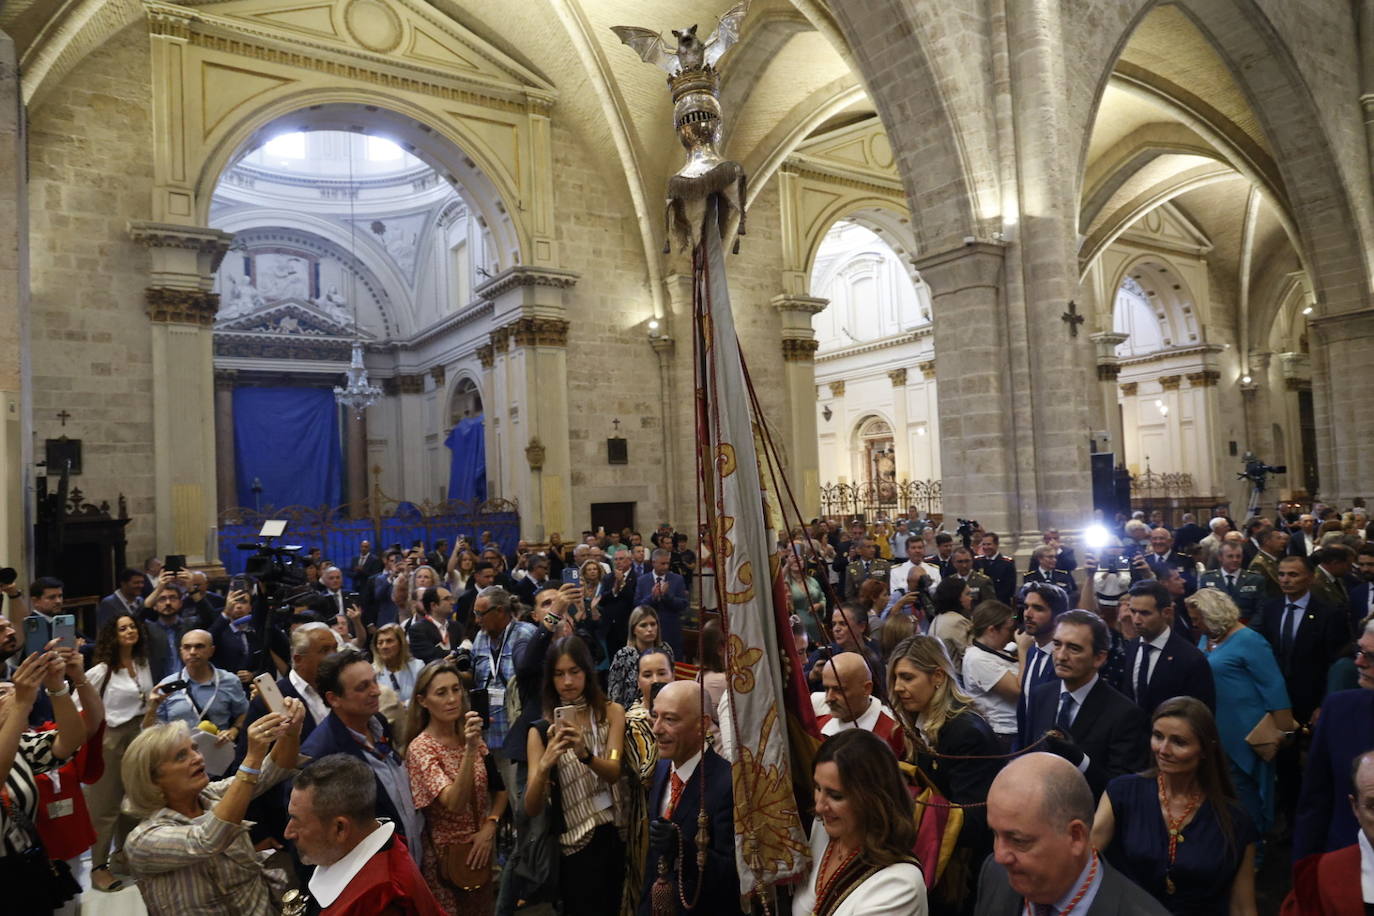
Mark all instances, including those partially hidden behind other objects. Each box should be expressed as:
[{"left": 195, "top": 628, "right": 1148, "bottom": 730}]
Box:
[
  {"left": 1311, "top": 567, "right": 1351, "bottom": 619},
  {"left": 844, "top": 557, "right": 892, "bottom": 598},
  {"left": 1198, "top": 568, "right": 1267, "bottom": 622},
  {"left": 1247, "top": 551, "right": 1283, "bottom": 600},
  {"left": 946, "top": 570, "right": 996, "bottom": 605}
]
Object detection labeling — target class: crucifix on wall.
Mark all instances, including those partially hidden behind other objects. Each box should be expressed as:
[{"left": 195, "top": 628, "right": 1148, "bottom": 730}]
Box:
[{"left": 1061, "top": 300, "right": 1085, "bottom": 338}]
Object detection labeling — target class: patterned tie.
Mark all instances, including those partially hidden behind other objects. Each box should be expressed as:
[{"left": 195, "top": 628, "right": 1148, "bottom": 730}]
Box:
[
  {"left": 667, "top": 771, "right": 686, "bottom": 817},
  {"left": 1031, "top": 904, "right": 1055, "bottom": 916},
  {"left": 1135, "top": 643, "right": 1155, "bottom": 704},
  {"left": 1056, "top": 692, "right": 1075, "bottom": 732}
]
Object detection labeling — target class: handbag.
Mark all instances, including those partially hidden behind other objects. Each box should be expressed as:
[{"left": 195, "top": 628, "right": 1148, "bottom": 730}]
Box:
[
  {"left": 509, "top": 720, "right": 563, "bottom": 905},
  {"left": 0, "top": 788, "right": 80, "bottom": 911},
  {"left": 1245, "top": 712, "right": 1285, "bottom": 762},
  {"left": 435, "top": 835, "right": 494, "bottom": 891}
]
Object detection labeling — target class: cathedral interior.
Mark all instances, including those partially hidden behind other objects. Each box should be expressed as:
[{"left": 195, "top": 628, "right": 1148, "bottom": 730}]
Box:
[{"left": 1, "top": 0, "right": 1371, "bottom": 569}]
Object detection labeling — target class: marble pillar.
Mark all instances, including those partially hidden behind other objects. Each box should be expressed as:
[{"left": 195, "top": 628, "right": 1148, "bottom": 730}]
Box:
[
  {"left": 0, "top": 31, "right": 29, "bottom": 570},
  {"left": 1090, "top": 332, "right": 1129, "bottom": 458},
  {"left": 772, "top": 294, "right": 828, "bottom": 519},
  {"left": 1309, "top": 309, "right": 1374, "bottom": 504},
  {"left": 130, "top": 222, "right": 234, "bottom": 563},
  {"left": 476, "top": 266, "right": 579, "bottom": 540},
  {"left": 213, "top": 369, "right": 237, "bottom": 517}
]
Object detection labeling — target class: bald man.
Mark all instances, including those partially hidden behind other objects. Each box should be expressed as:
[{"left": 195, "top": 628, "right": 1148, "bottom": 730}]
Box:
[
  {"left": 640, "top": 680, "right": 744, "bottom": 915},
  {"left": 1285, "top": 749, "right": 1374, "bottom": 913},
  {"left": 975, "top": 753, "right": 1169, "bottom": 915},
  {"left": 815, "top": 651, "right": 903, "bottom": 756},
  {"left": 149, "top": 628, "right": 250, "bottom": 749}
]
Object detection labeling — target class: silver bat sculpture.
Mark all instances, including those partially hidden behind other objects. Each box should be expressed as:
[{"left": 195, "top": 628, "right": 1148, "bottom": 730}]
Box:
[{"left": 611, "top": 1, "right": 748, "bottom": 75}]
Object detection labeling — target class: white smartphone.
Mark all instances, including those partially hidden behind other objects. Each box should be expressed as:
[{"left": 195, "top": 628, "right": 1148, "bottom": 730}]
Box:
[
  {"left": 253, "top": 673, "right": 287, "bottom": 715},
  {"left": 553, "top": 704, "right": 578, "bottom": 724}
]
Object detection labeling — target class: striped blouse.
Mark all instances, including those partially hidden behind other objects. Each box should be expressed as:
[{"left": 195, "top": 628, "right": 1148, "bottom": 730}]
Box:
[
  {"left": 0, "top": 730, "right": 60, "bottom": 854},
  {"left": 554, "top": 714, "right": 624, "bottom": 854}
]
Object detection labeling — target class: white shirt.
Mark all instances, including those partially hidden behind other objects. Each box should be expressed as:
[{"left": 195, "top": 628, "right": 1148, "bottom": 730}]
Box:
[
  {"left": 962, "top": 644, "right": 1019, "bottom": 735},
  {"left": 309, "top": 820, "right": 395, "bottom": 907},
  {"left": 889, "top": 559, "right": 941, "bottom": 592},
  {"left": 791, "top": 819, "right": 928, "bottom": 916},
  {"left": 85, "top": 661, "right": 153, "bottom": 728},
  {"left": 660, "top": 750, "right": 702, "bottom": 817},
  {"left": 1280, "top": 592, "right": 1311, "bottom": 644},
  {"left": 1360, "top": 828, "right": 1374, "bottom": 904},
  {"left": 1131, "top": 628, "right": 1172, "bottom": 687},
  {"left": 289, "top": 668, "right": 329, "bottom": 726},
  {"left": 819, "top": 696, "right": 893, "bottom": 736}
]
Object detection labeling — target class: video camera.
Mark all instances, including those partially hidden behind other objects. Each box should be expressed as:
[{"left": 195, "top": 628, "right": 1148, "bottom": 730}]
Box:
[
  {"left": 1237, "top": 453, "right": 1286, "bottom": 493},
  {"left": 956, "top": 518, "right": 979, "bottom": 549},
  {"left": 234, "top": 520, "right": 309, "bottom": 617}
]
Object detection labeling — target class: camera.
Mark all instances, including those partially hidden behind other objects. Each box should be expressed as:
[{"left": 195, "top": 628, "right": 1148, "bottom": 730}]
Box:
[
  {"left": 451, "top": 647, "right": 473, "bottom": 673},
  {"left": 1237, "top": 453, "right": 1286, "bottom": 493},
  {"left": 162, "top": 679, "right": 190, "bottom": 693},
  {"left": 956, "top": 518, "right": 979, "bottom": 549}
]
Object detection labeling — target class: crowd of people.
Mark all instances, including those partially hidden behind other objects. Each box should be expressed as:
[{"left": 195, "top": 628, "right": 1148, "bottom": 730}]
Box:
[{"left": 0, "top": 503, "right": 1368, "bottom": 915}]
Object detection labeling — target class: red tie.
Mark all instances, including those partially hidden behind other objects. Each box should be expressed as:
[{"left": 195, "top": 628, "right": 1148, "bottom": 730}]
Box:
[{"left": 667, "top": 771, "right": 685, "bottom": 817}]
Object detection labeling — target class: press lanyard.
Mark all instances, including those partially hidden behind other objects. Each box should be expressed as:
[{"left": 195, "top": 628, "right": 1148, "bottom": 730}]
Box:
[{"left": 180, "top": 668, "right": 220, "bottom": 723}]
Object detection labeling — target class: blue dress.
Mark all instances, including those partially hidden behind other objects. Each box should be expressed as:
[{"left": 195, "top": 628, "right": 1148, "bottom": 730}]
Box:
[
  {"left": 1105, "top": 774, "right": 1257, "bottom": 915},
  {"left": 1199, "top": 625, "right": 1289, "bottom": 833}
]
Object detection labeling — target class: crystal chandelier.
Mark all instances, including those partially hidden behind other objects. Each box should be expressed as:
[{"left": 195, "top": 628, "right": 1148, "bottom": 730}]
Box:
[
  {"left": 334, "top": 340, "right": 381, "bottom": 415},
  {"left": 334, "top": 133, "right": 381, "bottom": 416}
]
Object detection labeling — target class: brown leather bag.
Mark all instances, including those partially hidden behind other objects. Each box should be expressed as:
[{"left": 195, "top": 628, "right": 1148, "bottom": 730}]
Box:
[{"left": 436, "top": 837, "right": 493, "bottom": 891}]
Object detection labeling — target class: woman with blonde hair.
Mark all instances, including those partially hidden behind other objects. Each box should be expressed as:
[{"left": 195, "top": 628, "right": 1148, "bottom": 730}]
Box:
[
  {"left": 122, "top": 700, "right": 305, "bottom": 915},
  {"left": 606, "top": 606, "right": 674, "bottom": 707},
  {"left": 887, "top": 635, "right": 1001, "bottom": 915},
  {"left": 1184, "top": 587, "right": 1295, "bottom": 838},
  {"left": 372, "top": 623, "right": 426, "bottom": 705},
  {"left": 447, "top": 549, "right": 479, "bottom": 592},
  {"left": 405, "top": 660, "right": 508, "bottom": 914}
]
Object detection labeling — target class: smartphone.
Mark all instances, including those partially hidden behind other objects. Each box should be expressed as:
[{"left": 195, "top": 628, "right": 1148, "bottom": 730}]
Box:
[
  {"left": 51, "top": 614, "right": 77, "bottom": 650},
  {"left": 470, "top": 687, "right": 491, "bottom": 728},
  {"left": 561, "top": 567, "right": 580, "bottom": 585},
  {"left": 253, "top": 672, "right": 286, "bottom": 715},
  {"left": 553, "top": 704, "right": 578, "bottom": 724},
  {"left": 23, "top": 616, "right": 50, "bottom": 657},
  {"left": 164, "top": 554, "right": 187, "bottom": 573},
  {"left": 161, "top": 679, "right": 190, "bottom": 693},
  {"left": 0, "top": 568, "right": 16, "bottom": 586},
  {"left": 229, "top": 575, "right": 253, "bottom": 595},
  {"left": 345, "top": 592, "right": 361, "bottom": 607}
]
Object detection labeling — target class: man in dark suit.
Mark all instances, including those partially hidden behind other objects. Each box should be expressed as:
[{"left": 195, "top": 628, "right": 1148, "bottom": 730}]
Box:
[
  {"left": 1350, "top": 544, "right": 1374, "bottom": 632},
  {"left": 1292, "top": 620, "right": 1374, "bottom": 860},
  {"left": 513, "top": 556, "right": 553, "bottom": 607},
  {"left": 140, "top": 584, "right": 201, "bottom": 681},
  {"left": 975, "top": 532, "right": 1018, "bottom": 604},
  {"left": 635, "top": 549, "right": 688, "bottom": 658},
  {"left": 640, "top": 680, "right": 744, "bottom": 916},
  {"left": 1144, "top": 528, "right": 1195, "bottom": 594},
  {"left": 367, "top": 549, "right": 403, "bottom": 628},
  {"left": 1172, "top": 513, "right": 1208, "bottom": 550},
  {"left": 975, "top": 752, "right": 1170, "bottom": 916},
  {"left": 96, "top": 567, "right": 146, "bottom": 630},
  {"left": 1257, "top": 556, "right": 1348, "bottom": 725},
  {"left": 925, "top": 532, "right": 956, "bottom": 578},
  {"left": 1028, "top": 610, "right": 1150, "bottom": 799},
  {"left": 347, "top": 539, "right": 384, "bottom": 593},
  {"left": 1286, "top": 513, "right": 1317, "bottom": 558},
  {"left": 407, "top": 587, "right": 457, "bottom": 663},
  {"left": 1119, "top": 581, "right": 1215, "bottom": 713},
  {"left": 1016, "top": 582, "right": 1068, "bottom": 749},
  {"left": 209, "top": 590, "right": 268, "bottom": 681}
]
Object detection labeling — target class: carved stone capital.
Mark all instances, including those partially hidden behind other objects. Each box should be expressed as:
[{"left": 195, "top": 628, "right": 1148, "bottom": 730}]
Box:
[
  {"left": 918, "top": 359, "right": 936, "bottom": 380},
  {"left": 476, "top": 344, "right": 495, "bottom": 369},
  {"left": 1284, "top": 377, "right": 1312, "bottom": 392},
  {"left": 1097, "top": 363, "right": 1122, "bottom": 381},
  {"left": 397, "top": 374, "right": 425, "bottom": 395},
  {"left": 146, "top": 287, "right": 219, "bottom": 326},
  {"left": 1158, "top": 374, "right": 1182, "bottom": 391},
  {"left": 781, "top": 338, "right": 819, "bottom": 362},
  {"left": 129, "top": 221, "right": 235, "bottom": 274},
  {"left": 431, "top": 365, "right": 446, "bottom": 386},
  {"left": 489, "top": 326, "right": 512, "bottom": 352},
  {"left": 475, "top": 265, "right": 579, "bottom": 302},
  {"left": 770, "top": 294, "right": 830, "bottom": 316},
  {"left": 509, "top": 317, "right": 570, "bottom": 348},
  {"left": 382, "top": 377, "right": 399, "bottom": 396},
  {"left": 888, "top": 368, "right": 908, "bottom": 387},
  {"left": 649, "top": 336, "right": 676, "bottom": 356},
  {"left": 828, "top": 381, "right": 846, "bottom": 398},
  {"left": 1185, "top": 370, "right": 1220, "bottom": 388},
  {"left": 1120, "top": 381, "right": 1139, "bottom": 397}
]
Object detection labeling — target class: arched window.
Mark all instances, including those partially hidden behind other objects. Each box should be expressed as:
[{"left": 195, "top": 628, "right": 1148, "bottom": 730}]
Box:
[{"left": 1113, "top": 276, "right": 1165, "bottom": 357}]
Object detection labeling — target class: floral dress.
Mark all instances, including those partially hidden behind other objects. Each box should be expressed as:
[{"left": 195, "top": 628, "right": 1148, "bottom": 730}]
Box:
[{"left": 406, "top": 730, "right": 500, "bottom": 915}]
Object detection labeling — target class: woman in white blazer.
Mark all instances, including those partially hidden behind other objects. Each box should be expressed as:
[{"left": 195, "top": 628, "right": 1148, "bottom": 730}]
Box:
[{"left": 792, "top": 729, "right": 928, "bottom": 916}]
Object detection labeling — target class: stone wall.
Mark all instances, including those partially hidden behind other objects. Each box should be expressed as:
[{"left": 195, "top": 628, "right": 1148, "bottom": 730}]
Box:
[{"left": 27, "top": 23, "right": 156, "bottom": 566}]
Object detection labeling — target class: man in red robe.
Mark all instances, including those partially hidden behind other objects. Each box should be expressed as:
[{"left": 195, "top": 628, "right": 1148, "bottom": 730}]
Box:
[
  {"left": 1283, "top": 749, "right": 1374, "bottom": 915},
  {"left": 285, "top": 753, "right": 442, "bottom": 915}
]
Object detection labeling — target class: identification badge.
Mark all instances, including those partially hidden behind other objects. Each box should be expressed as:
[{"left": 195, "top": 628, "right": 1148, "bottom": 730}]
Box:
[
  {"left": 487, "top": 687, "right": 505, "bottom": 706},
  {"left": 47, "top": 798, "right": 74, "bottom": 819},
  {"left": 591, "top": 791, "right": 612, "bottom": 812}
]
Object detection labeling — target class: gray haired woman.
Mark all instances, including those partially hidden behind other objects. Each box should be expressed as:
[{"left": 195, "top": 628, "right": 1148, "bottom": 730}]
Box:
[{"left": 121, "top": 697, "right": 306, "bottom": 915}]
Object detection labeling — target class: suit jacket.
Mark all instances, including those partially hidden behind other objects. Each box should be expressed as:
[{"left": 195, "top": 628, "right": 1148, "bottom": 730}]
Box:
[
  {"left": 1292, "top": 688, "right": 1374, "bottom": 859},
  {"left": 139, "top": 612, "right": 200, "bottom": 681},
  {"left": 407, "top": 616, "right": 452, "bottom": 664},
  {"left": 1286, "top": 530, "right": 1315, "bottom": 558},
  {"left": 639, "top": 749, "right": 744, "bottom": 915},
  {"left": 1310, "top": 568, "right": 1351, "bottom": 620},
  {"left": 1197, "top": 569, "right": 1266, "bottom": 622},
  {"left": 974, "top": 855, "right": 1172, "bottom": 916},
  {"left": 96, "top": 592, "right": 141, "bottom": 631},
  {"left": 238, "top": 674, "right": 322, "bottom": 844},
  {"left": 298, "top": 713, "right": 415, "bottom": 851},
  {"left": 975, "top": 555, "right": 1018, "bottom": 604},
  {"left": 1027, "top": 677, "right": 1150, "bottom": 799},
  {"left": 633, "top": 571, "right": 688, "bottom": 616},
  {"left": 1025, "top": 548, "right": 1077, "bottom": 573},
  {"left": 1022, "top": 568, "right": 1077, "bottom": 599},
  {"left": 1173, "top": 522, "right": 1207, "bottom": 549},
  {"left": 1016, "top": 642, "right": 1059, "bottom": 749},
  {"left": 209, "top": 614, "right": 268, "bottom": 675},
  {"left": 1144, "top": 550, "right": 1196, "bottom": 592},
  {"left": 1256, "top": 594, "right": 1347, "bottom": 723},
  {"left": 349, "top": 552, "right": 384, "bottom": 591},
  {"left": 369, "top": 571, "right": 399, "bottom": 628},
  {"left": 1349, "top": 582, "right": 1374, "bottom": 634},
  {"left": 1118, "top": 632, "right": 1216, "bottom": 714}
]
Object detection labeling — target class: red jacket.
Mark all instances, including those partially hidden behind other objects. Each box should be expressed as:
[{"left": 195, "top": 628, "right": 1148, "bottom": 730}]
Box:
[
  {"left": 34, "top": 721, "right": 104, "bottom": 861},
  {"left": 1282, "top": 844, "right": 1365, "bottom": 915},
  {"left": 321, "top": 831, "right": 443, "bottom": 916}
]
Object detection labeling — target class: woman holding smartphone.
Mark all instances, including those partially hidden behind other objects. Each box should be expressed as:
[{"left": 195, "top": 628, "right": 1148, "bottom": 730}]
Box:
[{"left": 524, "top": 636, "right": 626, "bottom": 916}]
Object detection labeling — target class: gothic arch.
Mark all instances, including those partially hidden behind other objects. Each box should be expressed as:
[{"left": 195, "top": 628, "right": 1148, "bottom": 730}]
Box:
[
  {"left": 447, "top": 372, "right": 485, "bottom": 425},
  {"left": 1106, "top": 255, "right": 1203, "bottom": 354},
  {"left": 802, "top": 201, "right": 918, "bottom": 290}
]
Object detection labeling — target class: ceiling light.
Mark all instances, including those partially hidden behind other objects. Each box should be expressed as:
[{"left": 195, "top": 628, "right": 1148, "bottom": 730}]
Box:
[
  {"left": 1241, "top": 374, "right": 1252, "bottom": 385},
  {"left": 647, "top": 319, "right": 660, "bottom": 330},
  {"left": 1302, "top": 306, "right": 1313, "bottom": 315}
]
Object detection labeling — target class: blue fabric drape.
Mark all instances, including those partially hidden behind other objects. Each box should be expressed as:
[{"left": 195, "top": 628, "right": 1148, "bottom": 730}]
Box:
[
  {"left": 233, "top": 387, "right": 343, "bottom": 511},
  {"left": 445, "top": 416, "right": 487, "bottom": 503}
]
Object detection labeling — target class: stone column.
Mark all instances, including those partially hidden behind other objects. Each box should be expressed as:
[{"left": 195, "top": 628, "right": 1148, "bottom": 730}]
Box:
[
  {"left": 130, "top": 222, "right": 234, "bottom": 564},
  {"left": 1158, "top": 375, "right": 1183, "bottom": 469},
  {"left": 772, "top": 294, "right": 828, "bottom": 518},
  {"left": 888, "top": 368, "right": 911, "bottom": 482},
  {"left": 345, "top": 408, "right": 368, "bottom": 515},
  {"left": 476, "top": 266, "right": 579, "bottom": 541},
  {"left": 213, "top": 369, "right": 237, "bottom": 517},
  {"left": 651, "top": 336, "right": 679, "bottom": 525},
  {"left": 1090, "top": 332, "right": 1129, "bottom": 457},
  {"left": 1308, "top": 309, "right": 1374, "bottom": 503},
  {"left": 0, "top": 31, "right": 29, "bottom": 571},
  {"left": 912, "top": 243, "right": 1019, "bottom": 534},
  {"left": 1185, "top": 370, "right": 1222, "bottom": 496},
  {"left": 476, "top": 343, "right": 498, "bottom": 500},
  {"left": 1241, "top": 351, "right": 1276, "bottom": 467}
]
